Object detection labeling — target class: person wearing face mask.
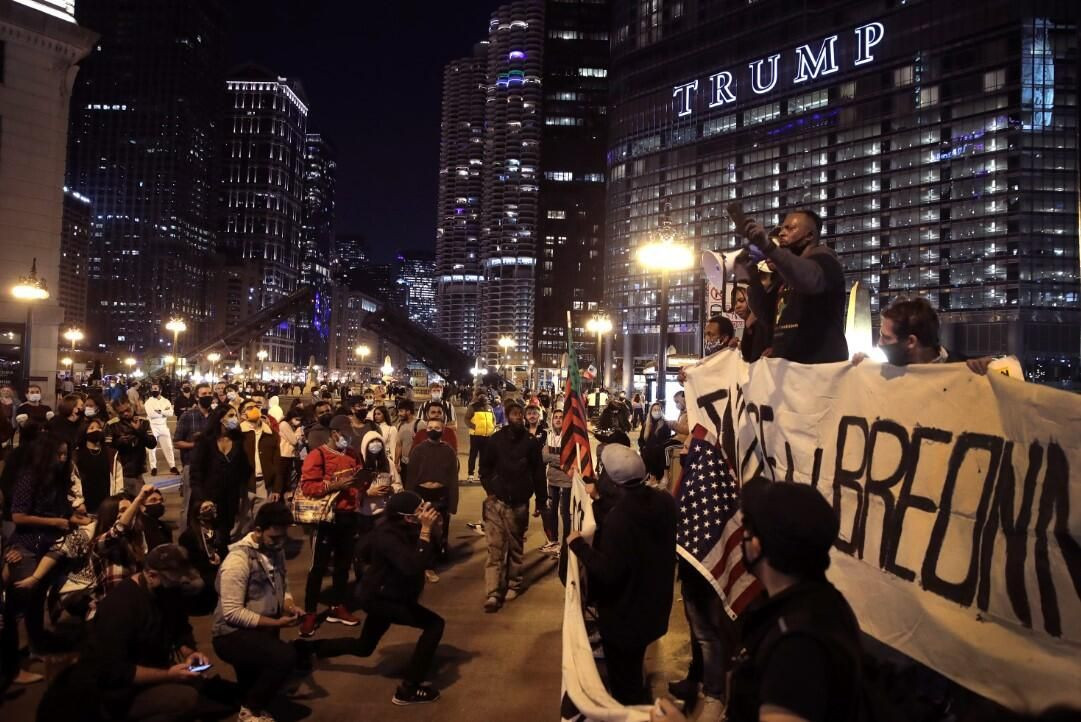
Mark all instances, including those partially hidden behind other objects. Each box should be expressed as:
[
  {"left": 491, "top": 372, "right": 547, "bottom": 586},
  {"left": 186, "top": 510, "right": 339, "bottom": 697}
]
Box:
[
  {"left": 305, "top": 491, "right": 444, "bottom": 706},
  {"left": 405, "top": 418, "right": 459, "bottom": 578},
  {"left": 478, "top": 401, "right": 546, "bottom": 613},
  {"left": 412, "top": 403, "right": 459, "bottom": 456},
  {"left": 174, "top": 383, "right": 214, "bottom": 533},
  {"left": 395, "top": 399, "right": 418, "bottom": 483},
  {"left": 173, "top": 382, "right": 195, "bottom": 415},
  {"left": 277, "top": 409, "right": 305, "bottom": 498},
  {"left": 189, "top": 407, "right": 253, "bottom": 543},
  {"left": 736, "top": 209, "right": 848, "bottom": 363},
  {"left": 212, "top": 502, "right": 302, "bottom": 721},
  {"left": 224, "top": 384, "right": 241, "bottom": 409},
  {"left": 298, "top": 416, "right": 364, "bottom": 637},
  {"left": 38, "top": 543, "right": 221, "bottom": 722},
  {"left": 46, "top": 393, "right": 85, "bottom": 452},
  {"left": 73, "top": 417, "right": 124, "bottom": 514},
  {"left": 597, "top": 395, "right": 631, "bottom": 433},
  {"left": 370, "top": 405, "right": 401, "bottom": 484},
  {"left": 16, "top": 383, "right": 52, "bottom": 426},
  {"left": 638, "top": 402, "right": 677, "bottom": 484},
  {"left": 712, "top": 479, "right": 860, "bottom": 722},
  {"left": 178, "top": 500, "right": 226, "bottom": 616},
  {"left": 852, "top": 296, "right": 997, "bottom": 375},
  {"left": 540, "top": 409, "right": 571, "bottom": 555},
  {"left": 566, "top": 444, "right": 677, "bottom": 705},
  {"left": 144, "top": 383, "right": 178, "bottom": 477},
  {"left": 422, "top": 382, "right": 455, "bottom": 426},
  {"left": 306, "top": 400, "right": 334, "bottom": 451},
  {"left": 235, "top": 400, "right": 281, "bottom": 539},
  {"left": 139, "top": 487, "right": 172, "bottom": 549},
  {"left": 105, "top": 400, "right": 157, "bottom": 497}
]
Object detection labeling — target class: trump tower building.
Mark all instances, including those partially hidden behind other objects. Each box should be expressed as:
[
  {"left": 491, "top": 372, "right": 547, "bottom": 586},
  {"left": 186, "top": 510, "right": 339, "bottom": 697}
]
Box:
[{"left": 605, "top": 0, "right": 1079, "bottom": 391}]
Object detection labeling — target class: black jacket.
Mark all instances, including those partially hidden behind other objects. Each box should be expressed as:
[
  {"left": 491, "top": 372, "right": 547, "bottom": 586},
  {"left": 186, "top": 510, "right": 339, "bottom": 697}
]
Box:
[
  {"left": 479, "top": 425, "right": 546, "bottom": 507},
  {"left": 47, "top": 415, "right": 85, "bottom": 451},
  {"left": 189, "top": 437, "right": 253, "bottom": 509},
  {"left": 569, "top": 485, "right": 677, "bottom": 646},
  {"left": 105, "top": 417, "right": 157, "bottom": 478},
  {"left": 359, "top": 517, "right": 434, "bottom": 604}
]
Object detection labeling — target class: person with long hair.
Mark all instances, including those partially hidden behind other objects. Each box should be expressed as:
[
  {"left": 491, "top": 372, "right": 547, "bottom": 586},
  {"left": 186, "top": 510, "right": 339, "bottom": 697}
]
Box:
[
  {"left": 8, "top": 434, "right": 84, "bottom": 652},
  {"left": 277, "top": 409, "right": 305, "bottom": 499},
  {"left": 88, "top": 485, "right": 160, "bottom": 606},
  {"left": 370, "top": 405, "right": 401, "bottom": 485},
  {"left": 178, "top": 499, "right": 227, "bottom": 616},
  {"left": 638, "top": 402, "right": 677, "bottom": 483},
  {"left": 46, "top": 393, "right": 85, "bottom": 453},
  {"left": 72, "top": 417, "right": 123, "bottom": 515},
  {"left": 189, "top": 405, "right": 252, "bottom": 542},
  {"left": 630, "top": 393, "right": 645, "bottom": 430}
]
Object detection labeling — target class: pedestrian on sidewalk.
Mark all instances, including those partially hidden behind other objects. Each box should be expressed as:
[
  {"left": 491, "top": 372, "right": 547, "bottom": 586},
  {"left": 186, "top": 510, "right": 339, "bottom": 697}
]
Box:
[
  {"left": 567, "top": 444, "right": 677, "bottom": 705},
  {"left": 464, "top": 392, "right": 495, "bottom": 482},
  {"left": 405, "top": 417, "right": 459, "bottom": 576},
  {"left": 479, "top": 401, "right": 546, "bottom": 613},
  {"left": 540, "top": 409, "right": 571, "bottom": 555},
  {"left": 173, "top": 383, "right": 213, "bottom": 532},
  {"left": 307, "top": 491, "right": 444, "bottom": 706},
  {"left": 144, "top": 382, "right": 178, "bottom": 476}
]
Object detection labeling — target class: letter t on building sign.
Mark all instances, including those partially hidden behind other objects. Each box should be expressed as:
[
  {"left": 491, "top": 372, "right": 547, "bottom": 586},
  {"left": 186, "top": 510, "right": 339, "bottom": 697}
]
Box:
[{"left": 673, "top": 80, "right": 699, "bottom": 117}]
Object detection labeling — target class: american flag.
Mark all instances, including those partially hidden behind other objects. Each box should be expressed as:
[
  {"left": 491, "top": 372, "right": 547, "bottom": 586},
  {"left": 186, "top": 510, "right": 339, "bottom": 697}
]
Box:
[{"left": 674, "top": 424, "right": 763, "bottom": 618}]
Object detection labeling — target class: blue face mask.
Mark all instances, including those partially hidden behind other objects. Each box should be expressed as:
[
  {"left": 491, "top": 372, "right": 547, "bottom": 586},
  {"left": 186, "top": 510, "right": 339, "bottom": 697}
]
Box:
[{"left": 224, "top": 417, "right": 239, "bottom": 430}]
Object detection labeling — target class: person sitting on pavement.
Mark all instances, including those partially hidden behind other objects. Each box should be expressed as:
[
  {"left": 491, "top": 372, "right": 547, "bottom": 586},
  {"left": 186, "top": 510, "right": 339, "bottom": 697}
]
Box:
[
  {"left": 567, "top": 444, "right": 678, "bottom": 706},
  {"left": 306, "top": 491, "right": 445, "bottom": 707},
  {"left": 212, "top": 502, "right": 302, "bottom": 722}
]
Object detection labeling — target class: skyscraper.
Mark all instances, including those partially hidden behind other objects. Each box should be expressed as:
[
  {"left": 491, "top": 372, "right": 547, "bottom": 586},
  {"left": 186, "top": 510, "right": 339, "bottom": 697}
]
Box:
[
  {"left": 397, "top": 250, "right": 437, "bottom": 329},
  {"left": 332, "top": 233, "right": 370, "bottom": 281},
  {"left": 299, "top": 131, "right": 336, "bottom": 365},
  {"left": 67, "top": 0, "right": 224, "bottom": 354},
  {"left": 219, "top": 66, "right": 309, "bottom": 374},
  {"left": 479, "top": 2, "right": 545, "bottom": 367},
  {"left": 535, "top": 0, "right": 609, "bottom": 371},
  {"left": 59, "top": 188, "right": 92, "bottom": 330},
  {"left": 435, "top": 42, "right": 487, "bottom": 357}
]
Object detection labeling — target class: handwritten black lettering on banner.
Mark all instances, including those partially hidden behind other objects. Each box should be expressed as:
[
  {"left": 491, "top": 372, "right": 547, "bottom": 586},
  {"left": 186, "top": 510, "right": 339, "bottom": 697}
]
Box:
[{"left": 682, "top": 349, "right": 1081, "bottom": 712}]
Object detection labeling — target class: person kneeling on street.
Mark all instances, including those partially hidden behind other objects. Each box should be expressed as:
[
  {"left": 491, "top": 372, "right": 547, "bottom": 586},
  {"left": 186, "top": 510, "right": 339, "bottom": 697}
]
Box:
[
  {"left": 306, "top": 491, "right": 445, "bottom": 706},
  {"left": 212, "top": 502, "right": 301, "bottom": 722}
]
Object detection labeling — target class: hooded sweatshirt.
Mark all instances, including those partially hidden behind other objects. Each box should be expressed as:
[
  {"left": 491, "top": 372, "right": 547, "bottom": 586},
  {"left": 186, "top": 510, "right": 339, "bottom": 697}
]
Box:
[
  {"left": 359, "top": 430, "right": 402, "bottom": 516},
  {"left": 212, "top": 532, "right": 293, "bottom": 637}
]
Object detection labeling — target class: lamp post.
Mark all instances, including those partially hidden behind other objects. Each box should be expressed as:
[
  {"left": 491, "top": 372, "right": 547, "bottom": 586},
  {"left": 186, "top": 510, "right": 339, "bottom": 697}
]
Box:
[
  {"left": 497, "top": 336, "right": 516, "bottom": 385},
  {"left": 11, "top": 258, "right": 50, "bottom": 393},
  {"left": 585, "top": 315, "right": 612, "bottom": 388},
  {"left": 206, "top": 352, "right": 221, "bottom": 381},
  {"left": 354, "top": 344, "right": 370, "bottom": 379},
  {"left": 256, "top": 349, "right": 268, "bottom": 380},
  {"left": 164, "top": 318, "right": 186, "bottom": 385},
  {"left": 61, "top": 357, "right": 72, "bottom": 370},
  {"left": 124, "top": 357, "right": 136, "bottom": 377},
  {"left": 380, "top": 356, "right": 394, "bottom": 381},
  {"left": 635, "top": 212, "right": 694, "bottom": 405}
]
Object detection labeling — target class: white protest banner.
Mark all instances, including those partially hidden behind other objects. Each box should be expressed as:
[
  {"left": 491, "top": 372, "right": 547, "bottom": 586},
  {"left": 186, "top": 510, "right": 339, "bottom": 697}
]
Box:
[
  {"left": 684, "top": 355, "right": 1081, "bottom": 712},
  {"left": 560, "top": 474, "right": 650, "bottom": 722}
]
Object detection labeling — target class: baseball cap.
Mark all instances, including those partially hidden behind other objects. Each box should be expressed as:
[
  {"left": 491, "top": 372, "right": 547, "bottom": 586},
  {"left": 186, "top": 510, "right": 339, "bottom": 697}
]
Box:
[
  {"left": 600, "top": 444, "right": 646, "bottom": 486},
  {"left": 386, "top": 490, "right": 423, "bottom": 516},
  {"left": 145, "top": 544, "right": 203, "bottom": 590},
  {"left": 740, "top": 479, "right": 839, "bottom": 577}
]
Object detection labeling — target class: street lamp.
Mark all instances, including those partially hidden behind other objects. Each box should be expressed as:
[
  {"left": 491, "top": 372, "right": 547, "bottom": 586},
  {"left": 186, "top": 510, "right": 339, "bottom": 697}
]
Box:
[
  {"left": 165, "top": 318, "right": 186, "bottom": 384},
  {"left": 63, "top": 327, "right": 83, "bottom": 352},
  {"left": 61, "top": 357, "right": 72, "bottom": 368},
  {"left": 206, "top": 352, "right": 221, "bottom": 380},
  {"left": 635, "top": 211, "right": 694, "bottom": 404},
  {"left": 256, "top": 349, "right": 268, "bottom": 379},
  {"left": 124, "top": 357, "right": 136, "bottom": 376},
  {"left": 497, "top": 335, "right": 516, "bottom": 379},
  {"left": 380, "top": 356, "right": 394, "bottom": 379},
  {"left": 11, "top": 258, "right": 49, "bottom": 392},
  {"left": 586, "top": 315, "right": 613, "bottom": 387}
]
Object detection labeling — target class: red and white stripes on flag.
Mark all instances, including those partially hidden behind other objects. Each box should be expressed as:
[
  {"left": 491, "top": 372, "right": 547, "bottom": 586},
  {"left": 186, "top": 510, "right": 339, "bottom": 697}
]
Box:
[{"left": 672, "top": 424, "right": 763, "bottom": 618}]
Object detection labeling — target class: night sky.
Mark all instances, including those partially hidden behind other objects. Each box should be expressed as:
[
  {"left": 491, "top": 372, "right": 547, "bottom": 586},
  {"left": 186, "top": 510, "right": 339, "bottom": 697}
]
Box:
[{"left": 231, "top": 1, "right": 497, "bottom": 261}]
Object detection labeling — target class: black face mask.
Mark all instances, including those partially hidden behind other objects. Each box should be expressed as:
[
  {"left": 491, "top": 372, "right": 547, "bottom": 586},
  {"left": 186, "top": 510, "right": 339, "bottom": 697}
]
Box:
[
  {"left": 198, "top": 396, "right": 213, "bottom": 409},
  {"left": 354, "top": 410, "right": 367, "bottom": 420},
  {"left": 85, "top": 430, "right": 104, "bottom": 444},
  {"left": 182, "top": 387, "right": 191, "bottom": 394},
  {"left": 427, "top": 429, "right": 443, "bottom": 441},
  {"left": 879, "top": 341, "right": 908, "bottom": 366},
  {"left": 144, "top": 504, "right": 165, "bottom": 519},
  {"left": 318, "top": 413, "right": 334, "bottom": 427},
  {"left": 151, "top": 390, "right": 160, "bottom": 397}
]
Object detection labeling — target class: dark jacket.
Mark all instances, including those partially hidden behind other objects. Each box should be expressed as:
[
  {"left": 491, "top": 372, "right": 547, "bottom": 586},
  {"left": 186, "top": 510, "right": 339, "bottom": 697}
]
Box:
[
  {"left": 480, "top": 424, "right": 547, "bottom": 507},
  {"left": 105, "top": 417, "right": 157, "bottom": 478},
  {"left": 638, "top": 420, "right": 678, "bottom": 480},
  {"left": 568, "top": 485, "right": 677, "bottom": 646},
  {"left": 189, "top": 437, "right": 253, "bottom": 510},
  {"left": 726, "top": 579, "right": 862, "bottom": 722},
  {"left": 47, "top": 415, "right": 85, "bottom": 452},
  {"left": 241, "top": 420, "right": 281, "bottom": 493},
  {"left": 405, "top": 439, "right": 460, "bottom": 514},
  {"left": 359, "top": 517, "right": 434, "bottom": 604}
]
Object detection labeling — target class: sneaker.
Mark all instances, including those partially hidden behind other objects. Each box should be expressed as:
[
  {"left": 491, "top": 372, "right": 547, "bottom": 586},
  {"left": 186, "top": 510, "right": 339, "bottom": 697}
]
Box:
[
  {"left": 150, "top": 468, "right": 158, "bottom": 476},
  {"left": 326, "top": 604, "right": 360, "bottom": 626},
  {"left": 466, "top": 522, "right": 485, "bottom": 535},
  {"left": 483, "top": 596, "right": 501, "bottom": 613},
  {"left": 392, "top": 684, "right": 440, "bottom": 706},
  {"left": 424, "top": 569, "right": 440, "bottom": 583},
  {"left": 237, "top": 706, "right": 277, "bottom": 722},
  {"left": 169, "top": 466, "right": 180, "bottom": 475},
  {"left": 298, "top": 613, "right": 318, "bottom": 637},
  {"left": 505, "top": 588, "right": 520, "bottom": 602}
]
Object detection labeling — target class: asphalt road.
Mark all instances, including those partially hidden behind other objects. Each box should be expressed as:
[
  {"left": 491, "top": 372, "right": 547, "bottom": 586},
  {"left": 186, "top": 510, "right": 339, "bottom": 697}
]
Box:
[{"left": 6, "top": 431, "right": 691, "bottom": 721}]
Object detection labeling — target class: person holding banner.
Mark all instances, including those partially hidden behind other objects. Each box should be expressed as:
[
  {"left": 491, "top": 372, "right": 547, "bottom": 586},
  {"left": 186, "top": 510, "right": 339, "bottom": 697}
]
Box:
[
  {"left": 567, "top": 444, "right": 677, "bottom": 706},
  {"left": 736, "top": 210, "right": 848, "bottom": 364}
]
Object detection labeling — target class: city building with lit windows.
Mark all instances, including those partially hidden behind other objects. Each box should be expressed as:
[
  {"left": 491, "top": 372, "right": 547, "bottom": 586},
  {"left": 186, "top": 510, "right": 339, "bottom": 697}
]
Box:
[
  {"left": 397, "top": 250, "right": 437, "bottom": 329},
  {"left": 219, "top": 66, "right": 309, "bottom": 373},
  {"left": 534, "top": 0, "right": 610, "bottom": 373},
  {"left": 60, "top": 188, "right": 92, "bottom": 330},
  {"left": 298, "top": 131, "right": 336, "bottom": 366},
  {"left": 606, "top": 0, "right": 1079, "bottom": 389},
  {"left": 67, "top": 0, "right": 224, "bottom": 354},
  {"left": 435, "top": 42, "right": 487, "bottom": 358}
]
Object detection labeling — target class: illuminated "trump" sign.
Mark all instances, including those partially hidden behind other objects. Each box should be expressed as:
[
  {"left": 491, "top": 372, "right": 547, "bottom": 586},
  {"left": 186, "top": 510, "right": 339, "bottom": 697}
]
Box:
[{"left": 672, "top": 22, "right": 885, "bottom": 118}]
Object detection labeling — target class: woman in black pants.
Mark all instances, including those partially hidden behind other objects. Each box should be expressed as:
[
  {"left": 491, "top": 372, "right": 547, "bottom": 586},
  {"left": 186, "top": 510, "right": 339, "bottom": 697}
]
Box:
[
  {"left": 188, "top": 406, "right": 251, "bottom": 542},
  {"left": 310, "top": 491, "right": 445, "bottom": 706}
]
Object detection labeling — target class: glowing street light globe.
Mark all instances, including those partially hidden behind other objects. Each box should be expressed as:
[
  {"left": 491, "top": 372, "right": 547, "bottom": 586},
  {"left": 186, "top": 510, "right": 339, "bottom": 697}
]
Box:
[
  {"left": 256, "top": 350, "right": 268, "bottom": 362},
  {"left": 63, "top": 328, "right": 84, "bottom": 346},
  {"left": 61, "top": 357, "right": 72, "bottom": 367},
  {"left": 124, "top": 357, "right": 136, "bottom": 369},
  {"left": 165, "top": 318, "right": 187, "bottom": 335},
  {"left": 586, "top": 316, "right": 613, "bottom": 335},
  {"left": 354, "top": 344, "right": 371, "bottom": 360},
  {"left": 635, "top": 238, "right": 695, "bottom": 271},
  {"left": 207, "top": 352, "right": 221, "bottom": 364},
  {"left": 11, "top": 259, "right": 49, "bottom": 301}
]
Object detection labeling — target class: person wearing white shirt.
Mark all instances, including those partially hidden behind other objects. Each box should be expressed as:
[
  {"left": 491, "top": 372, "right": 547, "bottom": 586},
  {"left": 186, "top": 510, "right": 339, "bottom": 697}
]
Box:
[{"left": 144, "top": 382, "right": 178, "bottom": 475}]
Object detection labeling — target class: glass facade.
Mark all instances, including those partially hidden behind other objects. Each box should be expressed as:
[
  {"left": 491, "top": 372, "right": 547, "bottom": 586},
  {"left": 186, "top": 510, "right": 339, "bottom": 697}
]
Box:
[{"left": 607, "top": 0, "right": 1080, "bottom": 388}]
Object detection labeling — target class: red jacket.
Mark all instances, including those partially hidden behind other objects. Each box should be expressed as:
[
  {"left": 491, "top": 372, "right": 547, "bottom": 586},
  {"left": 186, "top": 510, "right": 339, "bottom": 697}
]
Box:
[{"left": 301, "top": 445, "right": 363, "bottom": 513}]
